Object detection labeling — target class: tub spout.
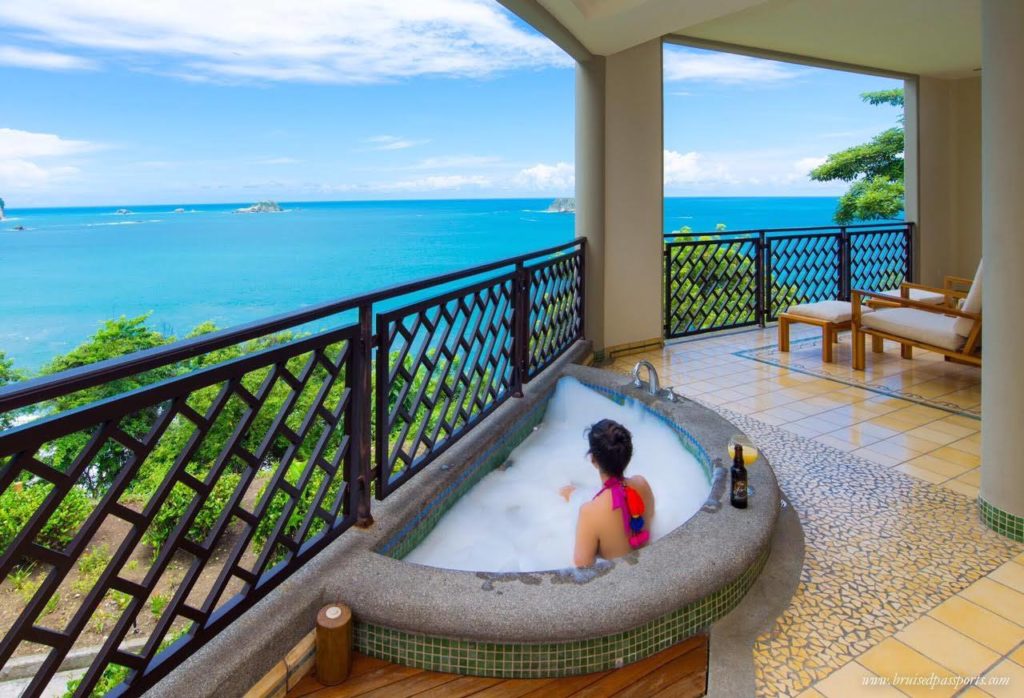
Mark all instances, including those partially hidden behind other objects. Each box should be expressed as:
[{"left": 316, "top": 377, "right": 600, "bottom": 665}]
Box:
[{"left": 631, "top": 360, "right": 660, "bottom": 395}]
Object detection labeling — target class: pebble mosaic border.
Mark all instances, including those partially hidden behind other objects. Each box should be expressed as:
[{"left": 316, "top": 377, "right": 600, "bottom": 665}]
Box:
[
  {"left": 353, "top": 545, "right": 768, "bottom": 678},
  {"left": 979, "top": 495, "right": 1024, "bottom": 542}
]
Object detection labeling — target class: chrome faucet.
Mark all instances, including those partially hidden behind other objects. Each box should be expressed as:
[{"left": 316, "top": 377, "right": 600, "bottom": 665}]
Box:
[{"left": 631, "top": 360, "right": 660, "bottom": 395}]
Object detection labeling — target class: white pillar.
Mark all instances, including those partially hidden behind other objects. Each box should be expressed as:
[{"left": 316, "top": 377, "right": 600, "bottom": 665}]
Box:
[
  {"left": 576, "top": 56, "right": 606, "bottom": 350},
  {"left": 979, "top": 0, "right": 1024, "bottom": 539},
  {"left": 575, "top": 40, "right": 664, "bottom": 355}
]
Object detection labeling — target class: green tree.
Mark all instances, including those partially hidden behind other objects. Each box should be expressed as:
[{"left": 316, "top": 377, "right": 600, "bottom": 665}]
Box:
[
  {"left": 40, "top": 315, "right": 175, "bottom": 493},
  {"left": 0, "top": 351, "right": 24, "bottom": 430},
  {"left": 810, "top": 88, "right": 905, "bottom": 224}
]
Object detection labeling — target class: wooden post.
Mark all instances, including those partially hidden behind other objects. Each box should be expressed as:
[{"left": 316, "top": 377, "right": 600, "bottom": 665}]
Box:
[{"left": 315, "top": 604, "right": 353, "bottom": 686}]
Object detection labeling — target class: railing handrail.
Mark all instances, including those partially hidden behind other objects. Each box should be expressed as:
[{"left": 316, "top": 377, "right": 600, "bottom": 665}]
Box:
[
  {"left": 0, "top": 239, "right": 585, "bottom": 413},
  {"left": 663, "top": 221, "right": 910, "bottom": 238}
]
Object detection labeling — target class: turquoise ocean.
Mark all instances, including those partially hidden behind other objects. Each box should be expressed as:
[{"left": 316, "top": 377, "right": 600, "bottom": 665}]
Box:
[{"left": 1, "top": 197, "right": 844, "bottom": 370}]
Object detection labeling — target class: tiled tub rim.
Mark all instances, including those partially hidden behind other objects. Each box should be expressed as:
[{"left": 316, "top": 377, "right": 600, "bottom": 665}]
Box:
[
  {"left": 354, "top": 545, "right": 770, "bottom": 678},
  {"left": 377, "top": 373, "right": 716, "bottom": 561}
]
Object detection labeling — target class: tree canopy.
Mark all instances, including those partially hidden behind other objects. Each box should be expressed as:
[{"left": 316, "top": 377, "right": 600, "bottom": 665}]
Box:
[{"left": 810, "top": 89, "right": 905, "bottom": 224}]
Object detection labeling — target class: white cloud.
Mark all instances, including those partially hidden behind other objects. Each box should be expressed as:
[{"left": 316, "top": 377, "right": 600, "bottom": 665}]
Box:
[
  {"left": 664, "top": 50, "right": 798, "bottom": 84},
  {"left": 662, "top": 148, "right": 843, "bottom": 193},
  {"left": 515, "top": 162, "right": 574, "bottom": 191},
  {"left": 0, "top": 44, "right": 96, "bottom": 70},
  {"left": 0, "top": 128, "right": 99, "bottom": 159},
  {"left": 0, "top": 128, "right": 100, "bottom": 191},
  {"left": 0, "top": 0, "right": 569, "bottom": 83},
  {"left": 365, "top": 135, "right": 429, "bottom": 151}
]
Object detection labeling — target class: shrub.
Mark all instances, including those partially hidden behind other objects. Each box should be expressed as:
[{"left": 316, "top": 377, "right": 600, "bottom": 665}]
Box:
[
  {"left": 142, "top": 471, "right": 241, "bottom": 553},
  {"left": 0, "top": 482, "right": 92, "bottom": 558},
  {"left": 252, "top": 460, "right": 342, "bottom": 563}
]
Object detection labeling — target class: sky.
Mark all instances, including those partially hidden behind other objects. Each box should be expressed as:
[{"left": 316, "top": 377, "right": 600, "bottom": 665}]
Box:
[{"left": 0, "top": 0, "right": 902, "bottom": 208}]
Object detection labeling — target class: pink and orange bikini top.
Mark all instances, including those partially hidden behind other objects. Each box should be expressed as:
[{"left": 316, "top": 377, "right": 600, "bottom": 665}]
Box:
[{"left": 593, "top": 477, "right": 650, "bottom": 549}]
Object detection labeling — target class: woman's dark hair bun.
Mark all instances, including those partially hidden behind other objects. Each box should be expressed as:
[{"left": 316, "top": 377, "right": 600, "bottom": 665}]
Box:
[{"left": 587, "top": 419, "right": 633, "bottom": 478}]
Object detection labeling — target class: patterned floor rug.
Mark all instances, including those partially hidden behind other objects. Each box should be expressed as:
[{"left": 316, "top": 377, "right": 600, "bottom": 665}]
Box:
[
  {"left": 704, "top": 405, "right": 1016, "bottom": 695},
  {"left": 734, "top": 336, "right": 981, "bottom": 418}
]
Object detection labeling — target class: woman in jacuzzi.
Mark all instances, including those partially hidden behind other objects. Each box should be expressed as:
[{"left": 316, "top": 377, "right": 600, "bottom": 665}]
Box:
[{"left": 570, "top": 419, "right": 655, "bottom": 567}]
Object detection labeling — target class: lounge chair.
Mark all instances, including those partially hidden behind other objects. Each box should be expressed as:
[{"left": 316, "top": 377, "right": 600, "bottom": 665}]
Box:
[
  {"left": 851, "top": 260, "right": 982, "bottom": 369},
  {"left": 867, "top": 274, "right": 972, "bottom": 309}
]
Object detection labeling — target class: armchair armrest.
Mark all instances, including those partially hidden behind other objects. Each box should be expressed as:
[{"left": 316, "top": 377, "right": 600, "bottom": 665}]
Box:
[
  {"left": 899, "top": 281, "right": 968, "bottom": 301},
  {"left": 852, "top": 289, "right": 981, "bottom": 319}
]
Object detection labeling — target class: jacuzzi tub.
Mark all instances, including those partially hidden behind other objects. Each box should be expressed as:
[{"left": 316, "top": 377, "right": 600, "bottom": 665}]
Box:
[{"left": 153, "top": 342, "right": 780, "bottom": 692}]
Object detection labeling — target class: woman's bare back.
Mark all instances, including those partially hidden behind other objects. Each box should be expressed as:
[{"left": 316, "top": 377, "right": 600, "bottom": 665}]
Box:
[{"left": 574, "top": 475, "right": 655, "bottom": 566}]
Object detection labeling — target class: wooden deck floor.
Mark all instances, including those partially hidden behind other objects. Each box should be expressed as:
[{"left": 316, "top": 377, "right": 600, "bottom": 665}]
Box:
[{"left": 287, "top": 635, "right": 708, "bottom": 698}]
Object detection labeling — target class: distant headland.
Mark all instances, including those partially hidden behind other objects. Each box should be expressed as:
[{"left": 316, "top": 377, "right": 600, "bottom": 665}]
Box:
[
  {"left": 0, "top": 196, "right": 5, "bottom": 221},
  {"left": 546, "top": 197, "right": 575, "bottom": 213},
  {"left": 235, "top": 201, "right": 283, "bottom": 214}
]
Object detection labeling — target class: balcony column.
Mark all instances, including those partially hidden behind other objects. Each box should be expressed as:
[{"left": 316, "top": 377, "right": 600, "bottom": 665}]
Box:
[
  {"left": 575, "top": 40, "right": 664, "bottom": 356},
  {"left": 979, "top": 0, "right": 1024, "bottom": 539}
]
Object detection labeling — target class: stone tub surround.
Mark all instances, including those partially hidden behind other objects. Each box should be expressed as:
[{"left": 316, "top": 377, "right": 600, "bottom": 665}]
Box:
[{"left": 153, "top": 341, "right": 779, "bottom": 695}]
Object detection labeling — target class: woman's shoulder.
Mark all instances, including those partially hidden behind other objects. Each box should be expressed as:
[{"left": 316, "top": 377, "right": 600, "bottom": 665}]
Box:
[{"left": 627, "top": 474, "right": 651, "bottom": 490}]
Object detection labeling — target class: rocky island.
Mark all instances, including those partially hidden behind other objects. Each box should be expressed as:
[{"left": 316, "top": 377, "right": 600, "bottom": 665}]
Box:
[
  {"left": 115, "top": 208, "right": 133, "bottom": 215},
  {"left": 235, "top": 201, "right": 283, "bottom": 214},
  {"left": 0, "top": 197, "right": 5, "bottom": 221},
  {"left": 546, "top": 197, "right": 575, "bottom": 213}
]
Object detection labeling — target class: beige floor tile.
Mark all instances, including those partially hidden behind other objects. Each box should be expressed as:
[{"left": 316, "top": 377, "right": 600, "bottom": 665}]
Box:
[
  {"left": 949, "top": 437, "right": 982, "bottom": 457},
  {"left": 928, "top": 596, "right": 1024, "bottom": 654},
  {"left": 895, "top": 463, "right": 949, "bottom": 484},
  {"left": 978, "top": 658, "right": 1024, "bottom": 697},
  {"left": 796, "top": 688, "right": 827, "bottom": 698},
  {"left": 895, "top": 615, "right": 1000, "bottom": 676},
  {"left": 906, "top": 454, "right": 973, "bottom": 479},
  {"left": 858, "top": 639, "right": 958, "bottom": 698},
  {"left": 942, "top": 479, "right": 979, "bottom": 499},
  {"left": 960, "top": 688, "right": 990, "bottom": 698},
  {"left": 906, "top": 425, "right": 963, "bottom": 447},
  {"left": 928, "top": 445, "right": 982, "bottom": 468},
  {"left": 960, "top": 578, "right": 1024, "bottom": 626},
  {"left": 988, "top": 562, "right": 1024, "bottom": 594},
  {"left": 1010, "top": 645, "right": 1024, "bottom": 666},
  {"left": 957, "top": 469, "right": 982, "bottom": 487},
  {"left": 814, "top": 661, "right": 903, "bottom": 698},
  {"left": 852, "top": 446, "right": 904, "bottom": 468}
]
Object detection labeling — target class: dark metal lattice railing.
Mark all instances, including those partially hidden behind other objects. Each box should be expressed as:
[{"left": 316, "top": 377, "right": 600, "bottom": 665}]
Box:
[
  {"left": 0, "top": 239, "right": 584, "bottom": 697},
  {"left": 664, "top": 223, "right": 913, "bottom": 338}
]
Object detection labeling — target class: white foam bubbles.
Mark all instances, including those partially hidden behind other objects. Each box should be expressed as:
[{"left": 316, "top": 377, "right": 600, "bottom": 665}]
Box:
[{"left": 404, "top": 377, "right": 710, "bottom": 572}]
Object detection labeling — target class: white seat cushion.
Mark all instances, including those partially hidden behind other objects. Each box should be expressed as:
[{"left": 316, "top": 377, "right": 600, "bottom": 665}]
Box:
[
  {"left": 953, "top": 259, "right": 983, "bottom": 337},
  {"left": 785, "top": 300, "right": 861, "bottom": 323},
  {"left": 863, "top": 308, "right": 965, "bottom": 351},
  {"left": 878, "top": 287, "right": 946, "bottom": 304}
]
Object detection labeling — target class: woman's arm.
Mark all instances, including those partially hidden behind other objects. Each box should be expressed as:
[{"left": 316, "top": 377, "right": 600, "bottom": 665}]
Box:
[{"left": 573, "top": 503, "right": 599, "bottom": 567}]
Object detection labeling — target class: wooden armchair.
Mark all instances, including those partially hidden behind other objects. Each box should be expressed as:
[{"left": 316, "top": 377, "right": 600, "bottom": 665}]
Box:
[
  {"left": 851, "top": 260, "right": 982, "bottom": 369},
  {"left": 867, "top": 275, "right": 971, "bottom": 310}
]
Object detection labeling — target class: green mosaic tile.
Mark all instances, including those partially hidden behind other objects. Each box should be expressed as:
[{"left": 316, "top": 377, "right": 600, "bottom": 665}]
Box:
[
  {"left": 979, "top": 495, "right": 1024, "bottom": 542},
  {"left": 354, "top": 545, "right": 768, "bottom": 678}
]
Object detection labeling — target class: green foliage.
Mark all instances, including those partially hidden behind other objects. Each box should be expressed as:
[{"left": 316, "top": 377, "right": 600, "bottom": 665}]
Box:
[
  {"left": 142, "top": 471, "right": 242, "bottom": 553},
  {"left": 0, "top": 482, "right": 92, "bottom": 558},
  {"left": 810, "top": 89, "right": 905, "bottom": 224},
  {"left": 0, "top": 351, "right": 25, "bottom": 430},
  {"left": 666, "top": 226, "right": 799, "bottom": 333},
  {"left": 73, "top": 544, "right": 111, "bottom": 594},
  {"left": 63, "top": 627, "right": 190, "bottom": 697},
  {"left": 835, "top": 176, "right": 905, "bottom": 224},
  {"left": 40, "top": 315, "right": 176, "bottom": 493},
  {"left": 150, "top": 593, "right": 170, "bottom": 619}
]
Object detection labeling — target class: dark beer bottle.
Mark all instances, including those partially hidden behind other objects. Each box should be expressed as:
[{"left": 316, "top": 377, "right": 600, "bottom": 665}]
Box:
[{"left": 730, "top": 444, "right": 748, "bottom": 509}]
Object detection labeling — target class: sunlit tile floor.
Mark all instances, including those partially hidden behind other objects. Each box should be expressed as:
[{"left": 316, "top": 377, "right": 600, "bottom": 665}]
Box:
[{"left": 608, "top": 327, "right": 1024, "bottom": 697}]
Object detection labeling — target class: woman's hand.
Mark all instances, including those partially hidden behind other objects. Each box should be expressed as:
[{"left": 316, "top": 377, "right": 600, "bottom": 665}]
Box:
[{"left": 558, "top": 484, "right": 576, "bottom": 502}]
